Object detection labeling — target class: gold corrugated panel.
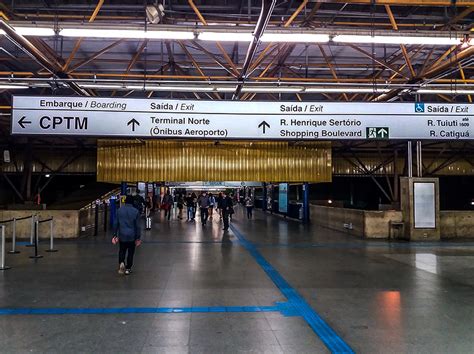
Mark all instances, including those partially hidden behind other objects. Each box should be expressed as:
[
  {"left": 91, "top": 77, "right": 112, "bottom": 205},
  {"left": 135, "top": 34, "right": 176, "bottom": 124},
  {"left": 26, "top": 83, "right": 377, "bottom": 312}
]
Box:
[
  {"left": 333, "top": 156, "right": 474, "bottom": 176},
  {"left": 97, "top": 140, "right": 332, "bottom": 183}
]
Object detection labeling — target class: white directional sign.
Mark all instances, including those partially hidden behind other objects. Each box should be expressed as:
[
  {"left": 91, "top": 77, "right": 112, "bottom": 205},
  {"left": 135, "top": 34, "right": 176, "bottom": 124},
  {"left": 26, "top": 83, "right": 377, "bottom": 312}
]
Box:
[{"left": 11, "top": 96, "right": 473, "bottom": 140}]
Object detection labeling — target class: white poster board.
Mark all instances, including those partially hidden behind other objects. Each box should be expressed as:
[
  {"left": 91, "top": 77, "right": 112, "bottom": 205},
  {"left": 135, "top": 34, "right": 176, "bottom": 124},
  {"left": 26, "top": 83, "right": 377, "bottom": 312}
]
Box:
[{"left": 414, "top": 182, "right": 436, "bottom": 228}]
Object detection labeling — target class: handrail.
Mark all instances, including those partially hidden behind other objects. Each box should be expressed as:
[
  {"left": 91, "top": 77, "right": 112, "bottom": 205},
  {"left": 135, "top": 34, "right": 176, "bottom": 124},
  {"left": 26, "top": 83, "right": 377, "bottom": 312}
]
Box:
[
  {"left": 0, "top": 218, "right": 14, "bottom": 224},
  {"left": 15, "top": 215, "right": 34, "bottom": 221},
  {"left": 38, "top": 218, "right": 53, "bottom": 224}
]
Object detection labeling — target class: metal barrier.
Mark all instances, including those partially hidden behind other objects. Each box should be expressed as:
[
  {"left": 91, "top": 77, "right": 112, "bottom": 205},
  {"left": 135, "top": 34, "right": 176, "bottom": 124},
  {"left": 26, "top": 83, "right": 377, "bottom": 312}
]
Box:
[
  {"left": 0, "top": 217, "right": 17, "bottom": 254},
  {"left": 26, "top": 214, "right": 36, "bottom": 247},
  {"left": 10, "top": 215, "right": 35, "bottom": 254},
  {"left": 29, "top": 217, "right": 58, "bottom": 258},
  {"left": 29, "top": 216, "right": 43, "bottom": 259},
  {"left": 41, "top": 218, "right": 57, "bottom": 253},
  {"left": 0, "top": 225, "right": 10, "bottom": 270}
]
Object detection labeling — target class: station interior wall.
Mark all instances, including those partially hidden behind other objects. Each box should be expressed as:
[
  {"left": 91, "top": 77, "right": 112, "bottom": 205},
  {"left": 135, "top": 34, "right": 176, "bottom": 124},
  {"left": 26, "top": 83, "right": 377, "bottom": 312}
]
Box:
[{"left": 311, "top": 205, "right": 474, "bottom": 240}]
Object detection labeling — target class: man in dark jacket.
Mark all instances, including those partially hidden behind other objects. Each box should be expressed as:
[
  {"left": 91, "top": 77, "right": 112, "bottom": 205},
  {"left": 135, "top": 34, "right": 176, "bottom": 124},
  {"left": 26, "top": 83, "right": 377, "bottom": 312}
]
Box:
[
  {"left": 197, "top": 192, "right": 210, "bottom": 226},
  {"left": 222, "top": 192, "right": 234, "bottom": 231},
  {"left": 113, "top": 195, "right": 141, "bottom": 275}
]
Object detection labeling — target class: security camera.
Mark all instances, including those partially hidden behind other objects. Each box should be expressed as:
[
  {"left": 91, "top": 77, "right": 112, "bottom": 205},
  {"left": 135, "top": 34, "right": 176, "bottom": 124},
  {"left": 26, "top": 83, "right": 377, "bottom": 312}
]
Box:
[{"left": 146, "top": 3, "right": 165, "bottom": 24}]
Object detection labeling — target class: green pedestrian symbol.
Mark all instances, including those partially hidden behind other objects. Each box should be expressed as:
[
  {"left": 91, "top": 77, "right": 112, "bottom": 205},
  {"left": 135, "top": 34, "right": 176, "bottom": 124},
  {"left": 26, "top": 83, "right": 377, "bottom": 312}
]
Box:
[{"left": 367, "top": 127, "right": 389, "bottom": 139}]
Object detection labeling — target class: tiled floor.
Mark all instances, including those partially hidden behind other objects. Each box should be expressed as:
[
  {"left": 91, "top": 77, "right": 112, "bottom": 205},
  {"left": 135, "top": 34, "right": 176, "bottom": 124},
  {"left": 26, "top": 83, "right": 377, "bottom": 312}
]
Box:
[{"left": 1, "top": 206, "right": 474, "bottom": 353}]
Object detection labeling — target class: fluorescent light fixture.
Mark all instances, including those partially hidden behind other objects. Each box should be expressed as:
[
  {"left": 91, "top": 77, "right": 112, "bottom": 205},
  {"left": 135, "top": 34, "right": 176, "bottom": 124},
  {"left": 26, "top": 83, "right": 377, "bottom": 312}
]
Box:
[
  {"left": 261, "top": 33, "right": 329, "bottom": 43},
  {"left": 242, "top": 86, "right": 302, "bottom": 93},
  {"left": 198, "top": 32, "right": 253, "bottom": 42},
  {"left": 304, "top": 87, "right": 390, "bottom": 93},
  {"left": 15, "top": 27, "right": 56, "bottom": 36},
  {"left": 333, "top": 35, "right": 461, "bottom": 46},
  {"left": 60, "top": 28, "right": 194, "bottom": 40},
  {"left": 417, "top": 89, "right": 474, "bottom": 95},
  {"left": 136, "top": 85, "right": 217, "bottom": 92},
  {"left": 0, "top": 84, "right": 29, "bottom": 89},
  {"left": 0, "top": 27, "right": 55, "bottom": 36},
  {"left": 80, "top": 84, "right": 124, "bottom": 90}
]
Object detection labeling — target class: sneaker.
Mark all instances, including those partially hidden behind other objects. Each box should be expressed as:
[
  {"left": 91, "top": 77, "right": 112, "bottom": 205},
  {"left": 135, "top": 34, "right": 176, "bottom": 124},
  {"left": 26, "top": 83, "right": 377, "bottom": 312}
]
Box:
[
  {"left": 125, "top": 269, "right": 131, "bottom": 275},
  {"left": 118, "top": 262, "right": 125, "bottom": 275}
]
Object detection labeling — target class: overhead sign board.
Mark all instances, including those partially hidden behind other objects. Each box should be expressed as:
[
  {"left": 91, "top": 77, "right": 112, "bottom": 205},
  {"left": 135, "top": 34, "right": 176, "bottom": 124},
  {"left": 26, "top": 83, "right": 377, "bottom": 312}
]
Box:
[{"left": 11, "top": 96, "right": 473, "bottom": 140}]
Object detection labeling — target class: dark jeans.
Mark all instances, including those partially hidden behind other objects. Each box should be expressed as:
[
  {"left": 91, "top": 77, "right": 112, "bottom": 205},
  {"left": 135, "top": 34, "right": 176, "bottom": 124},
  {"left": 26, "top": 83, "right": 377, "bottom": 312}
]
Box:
[
  {"left": 187, "top": 207, "right": 195, "bottom": 220},
  {"left": 246, "top": 206, "right": 253, "bottom": 219},
  {"left": 119, "top": 241, "right": 136, "bottom": 269},
  {"left": 200, "top": 207, "right": 209, "bottom": 225},
  {"left": 223, "top": 211, "right": 230, "bottom": 230},
  {"left": 164, "top": 207, "right": 172, "bottom": 220}
]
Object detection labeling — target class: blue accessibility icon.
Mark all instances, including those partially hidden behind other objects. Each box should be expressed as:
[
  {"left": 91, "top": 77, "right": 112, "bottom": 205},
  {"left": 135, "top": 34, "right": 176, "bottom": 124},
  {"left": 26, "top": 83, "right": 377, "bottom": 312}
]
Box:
[{"left": 415, "top": 102, "right": 425, "bottom": 113}]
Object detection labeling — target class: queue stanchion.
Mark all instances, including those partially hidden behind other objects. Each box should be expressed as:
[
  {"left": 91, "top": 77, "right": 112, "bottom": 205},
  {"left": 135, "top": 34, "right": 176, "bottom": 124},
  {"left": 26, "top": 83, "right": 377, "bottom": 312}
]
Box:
[
  {"left": 26, "top": 215, "right": 35, "bottom": 247},
  {"left": 0, "top": 225, "right": 11, "bottom": 270},
  {"left": 8, "top": 217, "right": 20, "bottom": 254},
  {"left": 45, "top": 218, "right": 57, "bottom": 253},
  {"left": 29, "top": 218, "right": 43, "bottom": 259}
]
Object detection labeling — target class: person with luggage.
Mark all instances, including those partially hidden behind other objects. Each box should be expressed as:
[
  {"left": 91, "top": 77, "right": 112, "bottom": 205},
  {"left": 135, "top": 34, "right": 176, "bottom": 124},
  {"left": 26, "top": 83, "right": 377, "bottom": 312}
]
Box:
[{"left": 112, "top": 195, "right": 142, "bottom": 275}]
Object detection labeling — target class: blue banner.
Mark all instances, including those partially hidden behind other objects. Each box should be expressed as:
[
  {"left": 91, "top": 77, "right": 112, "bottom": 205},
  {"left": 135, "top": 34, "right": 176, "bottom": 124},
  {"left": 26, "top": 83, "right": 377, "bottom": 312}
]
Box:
[{"left": 278, "top": 183, "right": 288, "bottom": 213}]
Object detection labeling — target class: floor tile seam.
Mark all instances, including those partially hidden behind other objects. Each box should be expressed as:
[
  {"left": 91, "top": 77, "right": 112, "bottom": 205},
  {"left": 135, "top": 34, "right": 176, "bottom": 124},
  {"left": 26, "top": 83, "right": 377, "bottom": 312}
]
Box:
[
  {"left": 229, "top": 222, "right": 355, "bottom": 354},
  {"left": 0, "top": 306, "right": 282, "bottom": 316}
]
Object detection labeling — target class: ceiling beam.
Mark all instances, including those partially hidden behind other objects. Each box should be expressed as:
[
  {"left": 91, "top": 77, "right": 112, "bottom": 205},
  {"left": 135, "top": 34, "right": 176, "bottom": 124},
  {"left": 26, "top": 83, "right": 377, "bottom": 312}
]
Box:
[
  {"left": 63, "top": 0, "right": 104, "bottom": 72},
  {"left": 188, "top": 0, "right": 240, "bottom": 76},
  {"left": 314, "top": 0, "right": 474, "bottom": 6}
]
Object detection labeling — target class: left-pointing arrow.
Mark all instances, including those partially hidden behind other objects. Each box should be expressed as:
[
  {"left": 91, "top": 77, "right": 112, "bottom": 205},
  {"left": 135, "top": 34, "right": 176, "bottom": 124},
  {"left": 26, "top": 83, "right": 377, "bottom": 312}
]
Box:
[
  {"left": 127, "top": 118, "right": 140, "bottom": 132},
  {"left": 18, "top": 116, "right": 31, "bottom": 129}
]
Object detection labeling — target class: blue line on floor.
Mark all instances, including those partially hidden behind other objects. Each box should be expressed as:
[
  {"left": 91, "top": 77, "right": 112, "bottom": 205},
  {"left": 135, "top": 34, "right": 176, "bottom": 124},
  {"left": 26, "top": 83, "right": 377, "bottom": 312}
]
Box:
[
  {"left": 255, "top": 242, "right": 474, "bottom": 249},
  {"left": 0, "top": 305, "right": 279, "bottom": 316},
  {"left": 50, "top": 240, "right": 232, "bottom": 245},
  {"left": 230, "top": 223, "right": 354, "bottom": 354}
]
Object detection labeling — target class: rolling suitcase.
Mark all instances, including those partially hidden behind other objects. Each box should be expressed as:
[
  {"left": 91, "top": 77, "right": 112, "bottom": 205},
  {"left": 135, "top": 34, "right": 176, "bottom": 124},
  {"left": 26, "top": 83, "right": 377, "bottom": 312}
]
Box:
[{"left": 146, "top": 216, "right": 152, "bottom": 230}]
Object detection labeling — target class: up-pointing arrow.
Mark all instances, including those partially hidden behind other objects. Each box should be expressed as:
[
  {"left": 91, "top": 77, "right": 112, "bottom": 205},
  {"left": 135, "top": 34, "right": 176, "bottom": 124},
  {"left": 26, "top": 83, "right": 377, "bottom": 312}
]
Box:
[
  {"left": 378, "top": 128, "right": 388, "bottom": 138},
  {"left": 258, "top": 120, "right": 270, "bottom": 134},
  {"left": 127, "top": 118, "right": 140, "bottom": 132},
  {"left": 18, "top": 116, "right": 32, "bottom": 129}
]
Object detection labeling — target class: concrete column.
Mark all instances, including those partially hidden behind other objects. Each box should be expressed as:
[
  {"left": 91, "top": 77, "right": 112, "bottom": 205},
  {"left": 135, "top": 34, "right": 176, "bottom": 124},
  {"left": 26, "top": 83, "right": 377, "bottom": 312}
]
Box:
[
  {"left": 120, "top": 182, "right": 127, "bottom": 195},
  {"left": 416, "top": 141, "right": 423, "bottom": 177},
  {"left": 407, "top": 141, "right": 413, "bottom": 178},
  {"left": 262, "top": 182, "right": 267, "bottom": 211},
  {"left": 303, "top": 182, "right": 310, "bottom": 224},
  {"left": 109, "top": 197, "right": 117, "bottom": 228}
]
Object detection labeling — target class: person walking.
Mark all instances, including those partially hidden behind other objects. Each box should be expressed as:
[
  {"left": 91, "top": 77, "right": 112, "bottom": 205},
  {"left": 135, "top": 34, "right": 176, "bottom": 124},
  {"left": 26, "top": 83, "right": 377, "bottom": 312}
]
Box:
[
  {"left": 112, "top": 195, "right": 141, "bottom": 275},
  {"left": 186, "top": 193, "right": 195, "bottom": 221},
  {"left": 217, "top": 192, "right": 224, "bottom": 219},
  {"left": 162, "top": 190, "right": 174, "bottom": 221},
  {"left": 191, "top": 192, "right": 198, "bottom": 219},
  {"left": 222, "top": 192, "right": 234, "bottom": 231},
  {"left": 177, "top": 193, "right": 184, "bottom": 220},
  {"left": 132, "top": 191, "right": 145, "bottom": 214},
  {"left": 208, "top": 193, "right": 216, "bottom": 219},
  {"left": 197, "top": 191, "right": 210, "bottom": 226},
  {"left": 245, "top": 196, "right": 254, "bottom": 219}
]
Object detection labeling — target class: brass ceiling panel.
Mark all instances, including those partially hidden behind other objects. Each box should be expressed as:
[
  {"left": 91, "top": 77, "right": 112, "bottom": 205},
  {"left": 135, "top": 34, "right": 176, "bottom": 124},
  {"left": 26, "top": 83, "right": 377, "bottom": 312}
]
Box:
[{"left": 97, "top": 140, "right": 332, "bottom": 183}]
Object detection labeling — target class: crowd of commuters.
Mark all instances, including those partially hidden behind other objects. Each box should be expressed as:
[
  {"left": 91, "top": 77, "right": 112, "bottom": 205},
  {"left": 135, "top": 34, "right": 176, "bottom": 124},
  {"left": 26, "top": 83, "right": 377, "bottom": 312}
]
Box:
[{"left": 112, "top": 189, "right": 254, "bottom": 275}]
